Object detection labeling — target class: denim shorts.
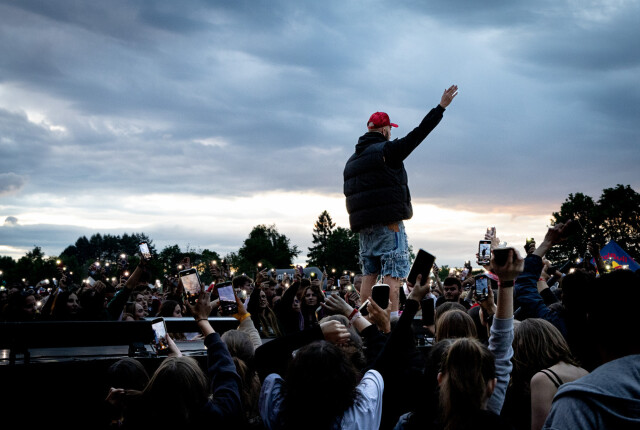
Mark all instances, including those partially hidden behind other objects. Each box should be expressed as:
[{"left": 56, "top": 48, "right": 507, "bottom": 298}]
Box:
[{"left": 358, "top": 221, "right": 410, "bottom": 278}]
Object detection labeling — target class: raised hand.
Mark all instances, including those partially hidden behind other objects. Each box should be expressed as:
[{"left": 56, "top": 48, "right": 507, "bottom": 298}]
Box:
[{"left": 440, "top": 85, "right": 459, "bottom": 108}]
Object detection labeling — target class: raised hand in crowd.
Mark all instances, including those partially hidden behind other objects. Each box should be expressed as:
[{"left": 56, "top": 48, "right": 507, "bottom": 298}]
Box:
[
  {"left": 407, "top": 273, "right": 430, "bottom": 302},
  {"left": 187, "top": 290, "right": 215, "bottom": 337},
  {"left": 587, "top": 240, "right": 606, "bottom": 274},
  {"left": 477, "top": 283, "right": 497, "bottom": 337},
  {"left": 525, "top": 238, "right": 536, "bottom": 255},
  {"left": 366, "top": 299, "right": 391, "bottom": 334},
  {"left": 319, "top": 319, "right": 351, "bottom": 345},
  {"left": 166, "top": 334, "right": 183, "bottom": 358},
  {"left": 255, "top": 268, "right": 269, "bottom": 285},
  {"left": 322, "top": 293, "right": 371, "bottom": 333},
  {"left": 534, "top": 221, "right": 572, "bottom": 258},
  {"left": 431, "top": 263, "right": 444, "bottom": 296},
  {"left": 491, "top": 247, "right": 525, "bottom": 286}
]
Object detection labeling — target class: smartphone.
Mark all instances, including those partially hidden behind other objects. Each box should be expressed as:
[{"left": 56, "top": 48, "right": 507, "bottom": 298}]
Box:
[
  {"left": 407, "top": 248, "right": 436, "bottom": 286},
  {"left": 217, "top": 283, "right": 238, "bottom": 316},
  {"left": 151, "top": 317, "right": 169, "bottom": 355},
  {"left": 139, "top": 241, "right": 152, "bottom": 261},
  {"left": 478, "top": 240, "right": 492, "bottom": 265},
  {"left": 118, "top": 254, "right": 129, "bottom": 271},
  {"left": 86, "top": 276, "right": 96, "bottom": 287},
  {"left": 474, "top": 274, "right": 489, "bottom": 301},
  {"left": 360, "top": 282, "right": 390, "bottom": 317},
  {"left": 359, "top": 299, "right": 371, "bottom": 316},
  {"left": 421, "top": 297, "right": 435, "bottom": 326},
  {"left": 492, "top": 247, "right": 515, "bottom": 267},
  {"left": 179, "top": 268, "right": 202, "bottom": 297}
]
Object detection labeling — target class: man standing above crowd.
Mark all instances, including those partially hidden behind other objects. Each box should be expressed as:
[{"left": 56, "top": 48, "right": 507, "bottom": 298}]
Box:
[{"left": 343, "top": 85, "right": 458, "bottom": 314}]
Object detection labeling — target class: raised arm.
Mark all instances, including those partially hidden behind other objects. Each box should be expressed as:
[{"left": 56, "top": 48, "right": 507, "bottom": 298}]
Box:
[
  {"left": 188, "top": 290, "right": 243, "bottom": 421},
  {"left": 486, "top": 248, "right": 521, "bottom": 414},
  {"left": 383, "top": 85, "right": 458, "bottom": 164},
  {"left": 515, "top": 223, "right": 571, "bottom": 336}
]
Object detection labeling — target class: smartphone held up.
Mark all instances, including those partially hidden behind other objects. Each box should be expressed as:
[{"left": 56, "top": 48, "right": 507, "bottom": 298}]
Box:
[
  {"left": 139, "top": 241, "right": 152, "bottom": 261},
  {"left": 216, "top": 281, "right": 238, "bottom": 316},
  {"left": 360, "top": 282, "right": 390, "bottom": 316},
  {"left": 151, "top": 317, "right": 169, "bottom": 356},
  {"left": 407, "top": 248, "right": 436, "bottom": 286},
  {"left": 478, "top": 240, "right": 491, "bottom": 265},
  {"left": 179, "top": 267, "right": 202, "bottom": 302}
]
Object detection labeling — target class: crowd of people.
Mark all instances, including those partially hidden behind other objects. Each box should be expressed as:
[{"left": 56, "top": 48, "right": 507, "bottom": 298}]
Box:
[{"left": 2, "top": 222, "right": 640, "bottom": 429}]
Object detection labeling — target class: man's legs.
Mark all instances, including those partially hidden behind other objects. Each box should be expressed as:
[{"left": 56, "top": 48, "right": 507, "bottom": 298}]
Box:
[
  {"left": 358, "top": 221, "right": 409, "bottom": 314},
  {"left": 359, "top": 274, "right": 400, "bottom": 312},
  {"left": 359, "top": 273, "right": 378, "bottom": 308},
  {"left": 383, "top": 275, "right": 401, "bottom": 312}
]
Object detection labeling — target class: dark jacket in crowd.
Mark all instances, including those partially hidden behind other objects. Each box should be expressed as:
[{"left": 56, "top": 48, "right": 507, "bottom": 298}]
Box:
[{"left": 343, "top": 105, "right": 444, "bottom": 232}]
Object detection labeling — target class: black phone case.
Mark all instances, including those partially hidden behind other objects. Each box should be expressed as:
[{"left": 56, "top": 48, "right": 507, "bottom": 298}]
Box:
[
  {"left": 408, "top": 249, "right": 436, "bottom": 285},
  {"left": 421, "top": 298, "right": 435, "bottom": 325},
  {"left": 371, "top": 284, "right": 390, "bottom": 309}
]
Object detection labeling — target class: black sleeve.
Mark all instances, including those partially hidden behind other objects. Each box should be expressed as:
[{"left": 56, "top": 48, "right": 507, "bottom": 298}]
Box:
[
  {"left": 277, "top": 281, "right": 300, "bottom": 318},
  {"left": 370, "top": 299, "right": 421, "bottom": 379},
  {"left": 199, "top": 332, "right": 243, "bottom": 422},
  {"left": 359, "top": 324, "right": 388, "bottom": 368},
  {"left": 254, "top": 325, "right": 324, "bottom": 382},
  {"left": 383, "top": 105, "right": 445, "bottom": 165},
  {"left": 540, "top": 287, "right": 559, "bottom": 306}
]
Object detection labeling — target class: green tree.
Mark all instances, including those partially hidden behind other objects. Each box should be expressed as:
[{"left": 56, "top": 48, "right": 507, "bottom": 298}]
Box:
[
  {"left": 236, "top": 224, "right": 300, "bottom": 275},
  {"left": 11, "top": 247, "right": 59, "bottom": 286},
  {"left": 306, "top": 211, "right": 336, "bottom": 267},
  {"left": 548, "top": 184, "right": 640, "bottom": 263},
  {"left": 324, "top": 226, "right": 359, "bottom": 273}
]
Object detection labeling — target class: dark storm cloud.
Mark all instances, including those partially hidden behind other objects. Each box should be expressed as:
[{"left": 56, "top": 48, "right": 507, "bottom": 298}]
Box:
[
  {"left": 0, "top": 0, "right": 639, "bottom": 260},
  {"left": 0, "top": 173, "right": 28, "bottom": 197}
]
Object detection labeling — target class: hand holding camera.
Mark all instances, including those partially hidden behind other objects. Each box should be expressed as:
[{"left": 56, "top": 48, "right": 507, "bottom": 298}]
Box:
[
  {"left": 524, "top": 238, "right": 536, "bottom": 255},
  {"left": 490, "top": 248, "right": 524, "bottom": 283},
  {"left": 365, "top": 298, "right": 391, "bottom": 334}
]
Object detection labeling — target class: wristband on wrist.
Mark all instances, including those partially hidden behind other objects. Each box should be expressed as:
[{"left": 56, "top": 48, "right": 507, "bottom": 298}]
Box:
[
  {"left": 348, "top": 310, "right": 361, "bottom": 327},
  {"left": 234, "top": 312, "right": 251, "bottom": 322},
  {"left": 347, "top": 308, "right": 358, "bottom": 320},
  {"left": 498, "top": 280, "right": 515, "bottom": 288},
  {"left": 196, "top": 318, "right": 208, "bottom": 323}
]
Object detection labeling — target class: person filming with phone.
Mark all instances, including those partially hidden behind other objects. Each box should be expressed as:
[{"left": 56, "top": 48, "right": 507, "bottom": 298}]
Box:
[{"left": 344, "top": 85, "right": 458, "bottom": 316}]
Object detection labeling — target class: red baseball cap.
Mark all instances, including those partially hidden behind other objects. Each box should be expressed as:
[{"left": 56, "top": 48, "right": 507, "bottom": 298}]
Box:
[{"left": 367, "top": 112, "right": 398, "bottom": 129}]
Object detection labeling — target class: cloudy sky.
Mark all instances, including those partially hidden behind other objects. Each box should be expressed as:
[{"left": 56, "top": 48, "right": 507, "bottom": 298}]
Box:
[{"left": 1, "top": 0, "right": 638, "bottom": 268}]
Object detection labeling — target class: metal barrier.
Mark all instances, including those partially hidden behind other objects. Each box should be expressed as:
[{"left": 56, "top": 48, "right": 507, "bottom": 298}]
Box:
[{"left": 0, "top": 317, "right": 239, "bottom": 364}]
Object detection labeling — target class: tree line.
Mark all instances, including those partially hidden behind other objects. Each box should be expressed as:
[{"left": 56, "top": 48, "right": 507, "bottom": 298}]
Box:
[
  {"left": 0, "top": 213, "right": 360, "bottom": 287},
  {"left": 1, "top": 184, "right": 638, "bottom": 287}
]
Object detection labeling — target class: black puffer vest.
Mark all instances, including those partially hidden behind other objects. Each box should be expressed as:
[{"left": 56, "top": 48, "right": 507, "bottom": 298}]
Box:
[{"left": 343, "top": 134, "right": 412, "bottom": 232}]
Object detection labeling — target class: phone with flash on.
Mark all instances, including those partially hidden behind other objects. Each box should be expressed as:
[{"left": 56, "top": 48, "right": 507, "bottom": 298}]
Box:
[
  {"left": 151, "top": 317, "right": 170, "bottom": 355},
  {"left": 179, "top": 267, "right": 202, "bottom": 303},
  {"left": 139, "top": 241, "right": 152, "bottom": 261}
]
